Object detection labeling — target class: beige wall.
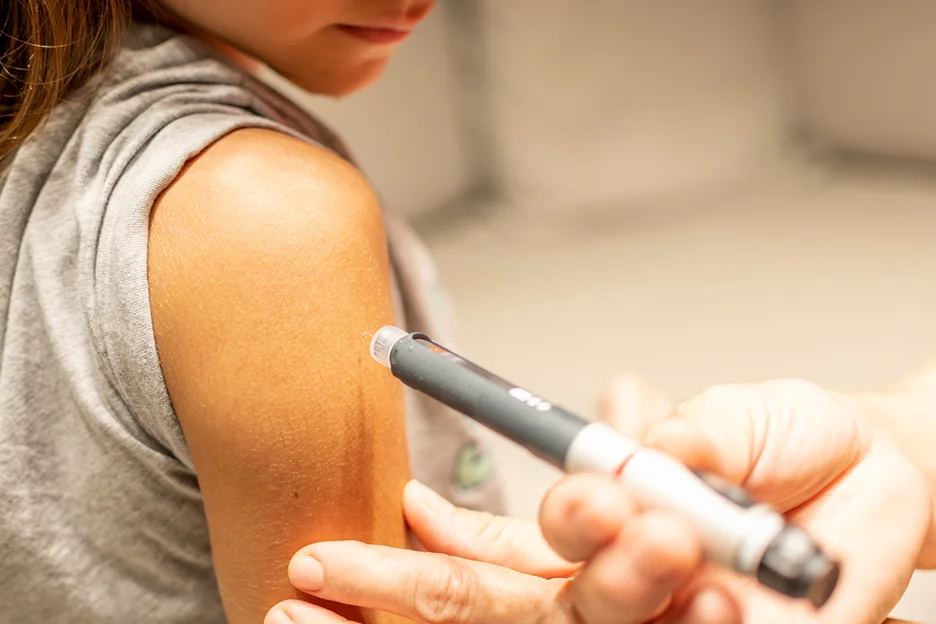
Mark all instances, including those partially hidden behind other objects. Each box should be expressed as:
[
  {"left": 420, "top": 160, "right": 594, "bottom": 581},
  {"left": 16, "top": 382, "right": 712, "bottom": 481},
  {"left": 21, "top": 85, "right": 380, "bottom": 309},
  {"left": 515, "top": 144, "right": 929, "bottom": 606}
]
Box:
[
  {"left": 785, "top": 0, "right": 936, "bottom": 159},
  {"left": 477, "top": 0, "right": 792, "bottom": 214}
]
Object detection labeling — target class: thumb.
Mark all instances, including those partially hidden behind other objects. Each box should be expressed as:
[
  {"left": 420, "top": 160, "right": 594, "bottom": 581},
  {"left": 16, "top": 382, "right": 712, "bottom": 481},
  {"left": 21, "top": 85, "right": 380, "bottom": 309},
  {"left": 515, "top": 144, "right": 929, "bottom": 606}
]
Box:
[
  {"left": 648, "top": 380, "right": 869, "bottom": 511},
  {"left": 403, "top": 481, "right": 578, "bottom": 578},
  {"left": 644, "top": 384, "right": 764, "bottom": 486},
  {"left": 639, "top": 384, "right": 774, "bottom": 505}
]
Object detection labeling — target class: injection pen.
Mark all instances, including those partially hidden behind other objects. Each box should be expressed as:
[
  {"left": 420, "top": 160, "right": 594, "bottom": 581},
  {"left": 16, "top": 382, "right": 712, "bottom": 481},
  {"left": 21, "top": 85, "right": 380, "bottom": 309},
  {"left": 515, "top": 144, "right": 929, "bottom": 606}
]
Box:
[{"left": 368, "top": 326, "right": 841, "bottom": 609}]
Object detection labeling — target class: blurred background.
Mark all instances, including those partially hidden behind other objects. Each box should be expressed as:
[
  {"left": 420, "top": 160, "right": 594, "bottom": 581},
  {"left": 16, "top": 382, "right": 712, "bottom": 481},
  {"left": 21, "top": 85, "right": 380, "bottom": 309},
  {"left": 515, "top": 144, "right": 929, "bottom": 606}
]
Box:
[{"left": 267, "top": 1, "right": 936, "bottom": 620}]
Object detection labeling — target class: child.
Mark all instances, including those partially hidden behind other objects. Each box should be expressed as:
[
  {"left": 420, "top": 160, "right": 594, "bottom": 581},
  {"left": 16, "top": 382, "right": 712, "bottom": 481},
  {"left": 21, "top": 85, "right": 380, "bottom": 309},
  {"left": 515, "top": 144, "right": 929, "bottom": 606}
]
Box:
[{"left": 0, "top": 1, "right": 502, "bottom": 622}]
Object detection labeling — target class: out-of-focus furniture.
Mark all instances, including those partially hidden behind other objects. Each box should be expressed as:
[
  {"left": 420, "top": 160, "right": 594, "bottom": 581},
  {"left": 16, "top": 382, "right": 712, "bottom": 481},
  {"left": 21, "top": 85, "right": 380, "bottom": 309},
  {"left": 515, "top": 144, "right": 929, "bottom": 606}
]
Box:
[
  {"left": 470, "top": 0, "right": 936, "bottom": 216},
  {"left": 273, "top": 0, "right": 936, "bottom": 218}
]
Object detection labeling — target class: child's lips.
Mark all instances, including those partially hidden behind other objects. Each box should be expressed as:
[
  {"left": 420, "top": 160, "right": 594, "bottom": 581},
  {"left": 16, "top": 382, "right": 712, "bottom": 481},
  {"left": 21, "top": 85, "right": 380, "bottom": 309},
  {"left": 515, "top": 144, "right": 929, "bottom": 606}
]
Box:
[
  {"left": 337, "top": 25, "right": 413, "bottom": 45},
  {"left": 337, "top": 2, "right": 433, "bottom": 44}
]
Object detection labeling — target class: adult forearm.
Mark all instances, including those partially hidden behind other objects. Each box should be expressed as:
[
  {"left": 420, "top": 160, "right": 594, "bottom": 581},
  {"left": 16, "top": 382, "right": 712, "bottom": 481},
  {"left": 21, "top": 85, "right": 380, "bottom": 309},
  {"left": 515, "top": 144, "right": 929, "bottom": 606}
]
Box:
[{"left": 858, "top": 360, "right": 936, "bottom": 568}]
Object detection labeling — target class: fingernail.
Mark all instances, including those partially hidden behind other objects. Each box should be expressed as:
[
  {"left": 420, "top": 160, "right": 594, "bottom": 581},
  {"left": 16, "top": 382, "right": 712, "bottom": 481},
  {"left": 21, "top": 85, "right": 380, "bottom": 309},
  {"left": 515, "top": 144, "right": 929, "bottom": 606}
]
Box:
[
  {"left": 288, "top": 552, "right": 325, "bottom": 592},
  {"left": 266, "top": 608, "right": 295, "bottom": 624},
  {"left": 406, "top": 480, "right": 452, "bottom": 513}
]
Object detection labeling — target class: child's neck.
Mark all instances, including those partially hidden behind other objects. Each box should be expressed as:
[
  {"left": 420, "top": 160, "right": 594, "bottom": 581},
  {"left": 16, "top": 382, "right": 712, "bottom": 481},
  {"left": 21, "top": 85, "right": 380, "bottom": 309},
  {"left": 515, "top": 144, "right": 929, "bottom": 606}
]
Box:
[
  {"left": 199, "top": 35, "right": 263, "bottom": 75},
  {"left": 139, "top": 5, "right": 262, "bottom": 75}
]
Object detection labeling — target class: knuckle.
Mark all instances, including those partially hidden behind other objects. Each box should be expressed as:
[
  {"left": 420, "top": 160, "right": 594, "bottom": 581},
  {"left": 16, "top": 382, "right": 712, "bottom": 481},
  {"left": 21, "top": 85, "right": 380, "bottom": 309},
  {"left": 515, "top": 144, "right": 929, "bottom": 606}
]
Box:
[
  {"left": 586, "top": 563, "right": 628, "bottom": 603},
  {"left": 699, "top": 382, "right": 751, "bottom": 406},
  {"left": 634, "top": 512, "right": 699, "bottom": 569},
  {"left": 474, "top": 511, "right": 513, "bottom": 552},
  {"left": 411, "top": 559, "right": 477, "bottom": 624},
  {"left": 680, "top": 383, "right": 764, "bottom": 423},
  {"left": 465, "top": 509, "right": 531, "bottom": 567},
  {"left": 763, "top": 378, "right": 825, "bottom": 402},
  {"left": 264, "top": 604, "right": 292, "bottom": 624}
]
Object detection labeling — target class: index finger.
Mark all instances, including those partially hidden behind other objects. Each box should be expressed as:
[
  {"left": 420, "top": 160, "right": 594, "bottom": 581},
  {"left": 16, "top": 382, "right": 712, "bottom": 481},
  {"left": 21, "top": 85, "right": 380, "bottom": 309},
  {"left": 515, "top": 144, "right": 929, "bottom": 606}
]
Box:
[
  {"left": 598, "top": 372, "right": 672, "bottom": 439},
  {"left": 287, "top": 541, "right": 572, "bottom": 624},
  {"left": 266, "top": 600, "right": 354, "bottom": 624}
]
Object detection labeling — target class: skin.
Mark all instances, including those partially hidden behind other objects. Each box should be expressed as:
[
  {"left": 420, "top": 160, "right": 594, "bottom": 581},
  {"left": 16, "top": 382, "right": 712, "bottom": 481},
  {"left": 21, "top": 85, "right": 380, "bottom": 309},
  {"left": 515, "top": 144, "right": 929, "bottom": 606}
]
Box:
[
  {"left": 641, "top": 380, "right": 930, "bottom": 623},
  {"left": 147, "top": 1, "right": 432, "bottom": 621},
  {"left": 157, "top": 0, "right": 435, "bottom": 95},
  {"left": 869, "top": 359, "right": 936, "bottom": 566},
  {"left": 149, "top": 129, "right": 412, "bottom": 623},
  {"left": 145, "top": 1, "right": 936, "bottom": 622},
  {"left": 272, "top": 376, "right": 936, "bottom": 624}
]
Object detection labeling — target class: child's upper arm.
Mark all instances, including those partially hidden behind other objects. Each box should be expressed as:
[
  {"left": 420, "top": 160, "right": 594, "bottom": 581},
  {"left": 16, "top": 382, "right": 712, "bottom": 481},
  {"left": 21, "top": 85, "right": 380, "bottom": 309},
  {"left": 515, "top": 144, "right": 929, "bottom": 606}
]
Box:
[{"left": 148, "top": 128, "right": 410, "bottom": 623}]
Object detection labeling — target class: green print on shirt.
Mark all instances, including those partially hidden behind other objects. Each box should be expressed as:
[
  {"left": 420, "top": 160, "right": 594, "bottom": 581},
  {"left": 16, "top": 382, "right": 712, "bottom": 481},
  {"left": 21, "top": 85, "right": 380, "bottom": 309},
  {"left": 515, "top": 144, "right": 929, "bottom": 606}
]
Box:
[{"left": 453, "top": 441, "right": 493, "bottom": 490}]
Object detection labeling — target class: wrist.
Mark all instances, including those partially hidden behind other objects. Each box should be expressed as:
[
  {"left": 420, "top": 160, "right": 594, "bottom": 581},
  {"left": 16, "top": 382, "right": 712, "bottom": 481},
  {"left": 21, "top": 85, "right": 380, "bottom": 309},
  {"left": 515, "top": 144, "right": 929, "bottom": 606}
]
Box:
[
  {"left": 852, "top": 391, "right": 936, "bottom": 568},
  {"left": 851, "top": 391, "right": 918, "bottom": 432}
]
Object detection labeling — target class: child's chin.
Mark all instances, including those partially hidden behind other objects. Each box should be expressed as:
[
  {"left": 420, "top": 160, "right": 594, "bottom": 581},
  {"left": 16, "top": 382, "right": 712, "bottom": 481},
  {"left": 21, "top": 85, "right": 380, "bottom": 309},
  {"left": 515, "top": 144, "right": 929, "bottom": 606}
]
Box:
[{"left": 294, "top": 57, "right": 391, "bottom": 98}]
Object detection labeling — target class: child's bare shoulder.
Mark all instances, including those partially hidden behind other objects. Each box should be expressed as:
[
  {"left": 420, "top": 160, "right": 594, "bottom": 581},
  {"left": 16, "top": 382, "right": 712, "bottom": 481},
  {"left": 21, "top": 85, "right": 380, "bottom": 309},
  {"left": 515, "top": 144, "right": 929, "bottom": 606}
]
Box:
[{"left": 147, "top": 127, "right": 408, "bottom": 623}]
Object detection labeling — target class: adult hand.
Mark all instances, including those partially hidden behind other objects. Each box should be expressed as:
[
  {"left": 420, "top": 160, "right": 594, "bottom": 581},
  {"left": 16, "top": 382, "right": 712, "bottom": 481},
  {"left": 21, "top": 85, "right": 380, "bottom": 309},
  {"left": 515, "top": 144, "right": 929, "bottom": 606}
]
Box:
[
  {"left": 602, "top": 376, "right": 932, "bottom": 624},
  {"left": 265, "top": 477, "right": 738, "bottom": 624},
  {"left": 266, "top": 377, "right": 931, "bottom": 624}
]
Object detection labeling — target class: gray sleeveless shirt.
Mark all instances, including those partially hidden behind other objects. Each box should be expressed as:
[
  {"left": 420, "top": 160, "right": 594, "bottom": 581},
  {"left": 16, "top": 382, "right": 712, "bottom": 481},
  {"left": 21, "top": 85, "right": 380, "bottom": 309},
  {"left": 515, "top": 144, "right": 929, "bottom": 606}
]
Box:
[{"left": 0, "top": 25, "right": 502, "bottom": 623}]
